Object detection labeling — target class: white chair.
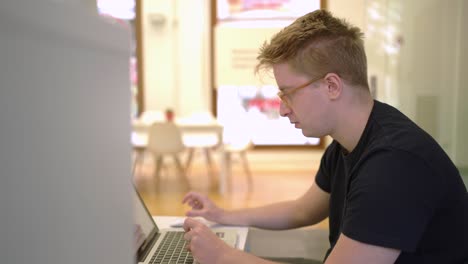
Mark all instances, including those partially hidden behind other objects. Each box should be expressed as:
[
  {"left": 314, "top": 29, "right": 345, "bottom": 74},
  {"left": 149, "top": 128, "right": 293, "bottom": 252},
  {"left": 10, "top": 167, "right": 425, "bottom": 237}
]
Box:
[
  {"left": 134, "top": 122, "right": 188, "bottom": 185},
  {"left": 131, "top": 129, "right": 148, "bottom": 176},
  {"left": 222, "top": 122, "right": 253, "bottom": 191},
  {"left": 179, "top": 112, "right": 221, "bottom": 185},
  {"left": 130, "top": 111, "right": 166, "bottom": 176}
]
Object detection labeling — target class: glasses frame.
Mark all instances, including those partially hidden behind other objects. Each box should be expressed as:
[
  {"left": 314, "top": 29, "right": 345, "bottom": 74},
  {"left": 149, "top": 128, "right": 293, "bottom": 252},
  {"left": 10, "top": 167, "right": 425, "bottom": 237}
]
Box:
[{"left": 277, "top": 75, "right": 325, "bottom": 107}]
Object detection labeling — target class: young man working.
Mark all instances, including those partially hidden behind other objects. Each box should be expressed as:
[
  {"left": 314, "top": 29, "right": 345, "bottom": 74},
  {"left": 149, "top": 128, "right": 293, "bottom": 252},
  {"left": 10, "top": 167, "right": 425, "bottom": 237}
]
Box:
[{"left": 182, "top": 9, "right": 468, "bottom": 264}]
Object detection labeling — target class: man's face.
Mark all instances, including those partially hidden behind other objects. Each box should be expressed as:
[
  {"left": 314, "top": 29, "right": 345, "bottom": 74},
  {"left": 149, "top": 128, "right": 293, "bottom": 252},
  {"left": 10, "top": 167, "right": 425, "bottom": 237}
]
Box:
[{"left": 273, "top": 63, "right": 331, "bottom": 138}]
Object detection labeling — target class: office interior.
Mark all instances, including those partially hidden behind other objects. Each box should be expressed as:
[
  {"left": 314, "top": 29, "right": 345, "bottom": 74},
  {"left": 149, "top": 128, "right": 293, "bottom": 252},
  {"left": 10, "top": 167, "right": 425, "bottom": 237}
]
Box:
[
  {"left": 1, "top": 0, "right": 467, "bottom": 263},
  {"left": 126, "top": 0, "right": 468, "bottom": 217}
]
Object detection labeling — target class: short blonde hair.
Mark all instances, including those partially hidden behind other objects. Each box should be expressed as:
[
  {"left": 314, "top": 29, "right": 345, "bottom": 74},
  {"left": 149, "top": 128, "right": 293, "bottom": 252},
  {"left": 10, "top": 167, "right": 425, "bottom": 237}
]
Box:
[{"left": 256, "top": 9, "right": 369, "bottom": 88}]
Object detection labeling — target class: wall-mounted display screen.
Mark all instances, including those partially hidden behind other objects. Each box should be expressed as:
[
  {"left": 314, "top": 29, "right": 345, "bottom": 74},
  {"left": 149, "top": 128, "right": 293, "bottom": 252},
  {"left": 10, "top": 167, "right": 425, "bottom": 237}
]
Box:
[
  {"left": 217, "top": 85, "right": 321, "bottom": 146},
  {"left": 215, "top": 2, "right": 323, "bottom": 147}
]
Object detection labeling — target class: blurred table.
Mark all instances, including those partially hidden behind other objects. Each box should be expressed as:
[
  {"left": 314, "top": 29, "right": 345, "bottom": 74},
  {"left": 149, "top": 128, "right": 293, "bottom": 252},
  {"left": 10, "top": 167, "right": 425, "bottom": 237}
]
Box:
[{"left": 154, "top": 216, "right": 328, "bottom": 263}]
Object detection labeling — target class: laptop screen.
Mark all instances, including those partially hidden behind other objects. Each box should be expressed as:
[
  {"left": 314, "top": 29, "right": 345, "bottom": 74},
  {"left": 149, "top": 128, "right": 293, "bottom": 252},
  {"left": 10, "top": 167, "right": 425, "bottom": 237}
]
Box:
[{"left": 132, "top": 186, "right": 158, "bottom": 255}]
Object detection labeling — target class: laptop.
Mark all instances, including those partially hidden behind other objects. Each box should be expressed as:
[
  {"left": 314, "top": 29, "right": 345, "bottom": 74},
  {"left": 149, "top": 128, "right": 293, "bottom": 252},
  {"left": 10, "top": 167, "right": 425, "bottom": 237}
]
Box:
[{"left": 132, "top": 186, "right": 238, "bottom": 264}]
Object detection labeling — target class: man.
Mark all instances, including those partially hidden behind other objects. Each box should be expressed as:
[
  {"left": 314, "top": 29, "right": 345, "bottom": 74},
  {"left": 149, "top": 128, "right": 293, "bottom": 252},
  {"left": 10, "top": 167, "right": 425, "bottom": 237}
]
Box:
[{"left": 182, "top": 9, "right": 468, "bottom": 264}]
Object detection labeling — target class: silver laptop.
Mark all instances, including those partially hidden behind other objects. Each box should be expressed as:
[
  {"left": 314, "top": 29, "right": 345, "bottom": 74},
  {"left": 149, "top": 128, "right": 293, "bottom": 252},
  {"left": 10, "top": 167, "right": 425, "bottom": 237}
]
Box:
[{"left": 133, "top": 186, "right": 238, "bottom": 264}]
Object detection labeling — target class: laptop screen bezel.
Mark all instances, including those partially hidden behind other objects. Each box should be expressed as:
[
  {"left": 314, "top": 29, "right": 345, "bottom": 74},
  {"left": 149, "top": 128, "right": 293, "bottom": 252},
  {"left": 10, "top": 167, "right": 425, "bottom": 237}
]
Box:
[{"left": 133, "top": 185, "right": 160, "bottom": 261}]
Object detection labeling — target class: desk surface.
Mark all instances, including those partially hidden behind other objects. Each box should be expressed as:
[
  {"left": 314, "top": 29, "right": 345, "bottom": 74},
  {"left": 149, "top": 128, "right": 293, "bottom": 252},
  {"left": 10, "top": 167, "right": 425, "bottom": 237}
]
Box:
[
  {"left": 154, "top": 216, "right": 329, "bottom": 261},
  {"left": 247, "top": 228, "right": 329, "bottom": 261}
]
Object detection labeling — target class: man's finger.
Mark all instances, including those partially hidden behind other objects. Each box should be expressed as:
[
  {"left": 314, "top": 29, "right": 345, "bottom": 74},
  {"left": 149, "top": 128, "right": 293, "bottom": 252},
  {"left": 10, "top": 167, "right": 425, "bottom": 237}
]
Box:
[
  {"left": 184, "top": 217, "right": 205, "bottom": 229},
  {"left": 189, "top": 200, "right": 198, "bottom": 207},
  {"left": 182, "top": 192, "right": 197, "bottom": 203},
  {"left": 183, "top": 191, "right": 202, "bottom": 201},
  {"left": 183, "top": 217, "right": 196, "bottom": 231},
  {"left": 185, "top": 209, "right": 203, "bottom": 218}
]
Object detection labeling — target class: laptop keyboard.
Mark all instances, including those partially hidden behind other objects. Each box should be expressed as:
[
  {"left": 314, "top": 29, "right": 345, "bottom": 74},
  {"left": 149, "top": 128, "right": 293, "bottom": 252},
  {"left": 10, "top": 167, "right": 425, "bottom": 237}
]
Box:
[{"left": 149, "top": 231, "right": 194, "bottom": 264}]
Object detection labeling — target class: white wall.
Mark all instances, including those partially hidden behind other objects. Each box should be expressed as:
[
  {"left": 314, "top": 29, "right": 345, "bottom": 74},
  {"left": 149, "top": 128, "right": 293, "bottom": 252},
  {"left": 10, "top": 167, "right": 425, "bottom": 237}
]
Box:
[
  {"left": 364, "top": 0, "right": 468, "bottom": 167},
  {"left": 454, "top": 0, "right": 468, "bottom": 167},
  {"left": 143, "top": 0, "right": 211, "bottom": 117},
  {"left": 143, "top": 0, "right": 176, "bottom": 112},
  {"left": 328, "top": 0, "right": 366, "bottom": 29},
  {"left": 0, "top": 1, "right": 133, "bottom": 263}
]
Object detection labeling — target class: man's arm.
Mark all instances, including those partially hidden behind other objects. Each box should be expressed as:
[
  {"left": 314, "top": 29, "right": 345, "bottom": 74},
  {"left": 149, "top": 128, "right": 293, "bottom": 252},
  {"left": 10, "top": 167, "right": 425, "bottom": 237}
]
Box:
[
  {"left": 223, "top": 181, "right": 329, "bottom": 229},
  {"left": 325, "top": 234, "right": 401, "bottom": 264},
  {"left": 184, "top": 208, "right": 401, "bottom": 264},
  {"left": 183, "top": 181, "right": 329, "bottom": 230}
]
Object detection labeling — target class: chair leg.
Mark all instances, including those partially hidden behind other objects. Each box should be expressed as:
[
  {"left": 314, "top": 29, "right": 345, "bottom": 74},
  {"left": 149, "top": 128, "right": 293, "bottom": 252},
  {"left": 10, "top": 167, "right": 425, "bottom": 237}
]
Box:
[
  {"left": 154, "top": 155, "right": 164, "bottom": 184},
  {"left": 240, "top": 151, "right": 253, "bottom": 191},
  {"left": 132, "top": 149, "right": 144, "bottom": 177},
  {"left": 173, "top": 155, "right": 190, "bottom": 189},
  {"left": 184, "top": 148, "right": 195, "bottom": 174},
  {"left": 173, "top": 155, "right": 185, "bottom": 175},
  {"left": 203, "top": 148, "right": 217, "bottom": 186},
  {"left": 224, "top": 152, "right": 232, "bottom": 192}
]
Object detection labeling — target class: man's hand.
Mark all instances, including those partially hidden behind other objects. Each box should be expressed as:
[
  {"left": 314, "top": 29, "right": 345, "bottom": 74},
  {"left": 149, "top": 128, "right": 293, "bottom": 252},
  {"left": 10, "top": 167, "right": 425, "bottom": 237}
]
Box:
[
  {"left": 182, "top": 191, "right": 223, "bottom": 222},
  {"left": 183, "top": 218, "right": 234, "bottom": 264}
]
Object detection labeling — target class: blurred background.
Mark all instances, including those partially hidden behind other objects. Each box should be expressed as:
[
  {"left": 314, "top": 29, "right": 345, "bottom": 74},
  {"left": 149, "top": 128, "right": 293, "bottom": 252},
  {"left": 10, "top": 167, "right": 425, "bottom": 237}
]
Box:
[{"left": 96, "top": 0, "right": 467, "bottom": 227}]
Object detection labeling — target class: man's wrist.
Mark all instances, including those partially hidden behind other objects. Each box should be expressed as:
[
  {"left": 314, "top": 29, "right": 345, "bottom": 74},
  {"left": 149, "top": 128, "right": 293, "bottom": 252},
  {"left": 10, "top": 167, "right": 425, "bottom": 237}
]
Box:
[
  {"left": 215, "top": 246, "right": 241, "bottom": 264},
  {"left": 213, "top": 207, "right": 228, "bottom": 224}
]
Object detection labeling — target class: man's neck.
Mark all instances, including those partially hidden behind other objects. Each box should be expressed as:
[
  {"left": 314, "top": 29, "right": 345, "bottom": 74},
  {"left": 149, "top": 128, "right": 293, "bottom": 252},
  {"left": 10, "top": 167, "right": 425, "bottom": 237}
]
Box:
[{"left": 332, "top": 95, "right": 374, "bottom": 153}]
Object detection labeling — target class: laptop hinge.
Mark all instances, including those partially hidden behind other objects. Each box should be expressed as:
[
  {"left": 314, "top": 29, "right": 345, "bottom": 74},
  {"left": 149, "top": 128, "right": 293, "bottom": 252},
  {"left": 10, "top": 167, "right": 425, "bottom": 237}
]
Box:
[{"left": 137, "top": 232, "right": 160, "bottom": 263}]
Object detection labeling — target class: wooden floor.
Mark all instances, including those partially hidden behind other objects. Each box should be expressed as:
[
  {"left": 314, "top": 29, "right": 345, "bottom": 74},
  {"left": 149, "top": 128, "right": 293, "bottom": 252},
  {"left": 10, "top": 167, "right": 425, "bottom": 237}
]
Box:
[{"left": 133, "top": 149, "right": 329, "bottom": 230}]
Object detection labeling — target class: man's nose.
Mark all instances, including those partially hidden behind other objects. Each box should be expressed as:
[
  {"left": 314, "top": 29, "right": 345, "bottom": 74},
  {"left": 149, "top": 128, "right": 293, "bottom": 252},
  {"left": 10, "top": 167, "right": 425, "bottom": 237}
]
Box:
[{"left": 279, "top": 101, "right": 291, "bottom": 117}]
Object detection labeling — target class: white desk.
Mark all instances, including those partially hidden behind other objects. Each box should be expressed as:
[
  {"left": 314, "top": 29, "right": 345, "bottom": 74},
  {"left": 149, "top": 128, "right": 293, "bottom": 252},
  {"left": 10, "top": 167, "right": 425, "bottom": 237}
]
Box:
[
  {"left": 153, "top": 216, "right": 328, "bottom": 262},
  {"left": 133, "top": 120, "right": 229, "bottom": 194},
  {"left": 153, "top": 216, "right": 248, "bottom": 251}
]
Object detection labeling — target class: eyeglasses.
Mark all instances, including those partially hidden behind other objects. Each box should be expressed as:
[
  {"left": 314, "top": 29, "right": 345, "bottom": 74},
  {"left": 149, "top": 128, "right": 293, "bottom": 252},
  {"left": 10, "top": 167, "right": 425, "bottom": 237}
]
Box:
[{"left": 277, "top": 75, "right": 325, "bottom": 107}]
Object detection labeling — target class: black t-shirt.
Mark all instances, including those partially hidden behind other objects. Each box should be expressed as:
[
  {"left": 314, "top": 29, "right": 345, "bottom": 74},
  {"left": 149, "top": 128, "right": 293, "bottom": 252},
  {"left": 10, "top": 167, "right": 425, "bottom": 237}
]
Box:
[{"left": 316, "top": 100, "right": 468, "bottom": 263}]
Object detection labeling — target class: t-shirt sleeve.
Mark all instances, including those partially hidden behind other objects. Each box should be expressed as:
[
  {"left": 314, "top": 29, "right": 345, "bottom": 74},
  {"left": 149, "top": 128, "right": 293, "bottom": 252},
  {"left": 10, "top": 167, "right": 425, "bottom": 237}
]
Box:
[
  {"left": 315, "top": 143, "right": 336, "bottom": 193},
  {"left": 342, "top": 149, "right": 444, "bottom": 252}
]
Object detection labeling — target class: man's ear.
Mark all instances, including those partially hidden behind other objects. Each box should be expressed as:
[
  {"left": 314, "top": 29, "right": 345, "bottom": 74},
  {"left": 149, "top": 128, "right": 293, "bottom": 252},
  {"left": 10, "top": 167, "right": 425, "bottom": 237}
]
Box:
[{"left": 324, "top": 73, "right": 342, "bottom": 100}]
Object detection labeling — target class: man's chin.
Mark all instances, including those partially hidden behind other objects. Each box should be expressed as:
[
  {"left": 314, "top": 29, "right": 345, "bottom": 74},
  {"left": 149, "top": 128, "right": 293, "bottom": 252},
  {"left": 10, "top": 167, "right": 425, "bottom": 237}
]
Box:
[
  {"left": 302, "top": 129, "right": 322, "bottom": 138},
  {"left": 301, "top": 130, "right": 312, "bottom": 137}
]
